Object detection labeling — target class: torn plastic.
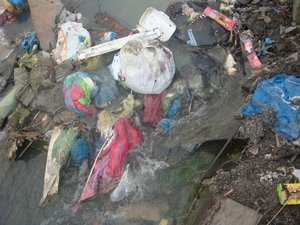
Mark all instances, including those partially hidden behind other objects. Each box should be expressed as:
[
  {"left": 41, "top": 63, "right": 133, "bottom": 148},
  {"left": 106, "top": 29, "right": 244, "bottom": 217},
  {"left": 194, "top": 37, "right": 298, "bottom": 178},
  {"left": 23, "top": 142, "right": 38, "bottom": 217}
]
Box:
[
  {"left": 52, "top": 21, "right": 91, "bottom": 64},
  {"left": 143, "top": 92, "right": 166, "bottom": 126},
  {"left": 71, "top": 138, "right": 90, "bottom": 167},
  {"left": 79, "top": 117, "right": 143, "bottom": 202},
  {"left": 40, "top": 127, "right": 78, "bottom": 205},
  {"left": 110, "top": 40, "right": 175, "bottom": 94}
]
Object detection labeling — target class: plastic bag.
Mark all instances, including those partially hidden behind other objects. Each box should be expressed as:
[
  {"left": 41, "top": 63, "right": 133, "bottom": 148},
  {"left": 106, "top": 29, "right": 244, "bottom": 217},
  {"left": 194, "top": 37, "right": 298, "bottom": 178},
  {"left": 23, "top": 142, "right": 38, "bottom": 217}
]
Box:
[
  {"left": 21, "top": 32, "right": 39, "bottom": 53},
  {"left": 52, "top": 22, "right": 91, "bottom": 64},
  {"left": 8, "top": 0, "right": 23, "bottom": 9},
  {"left": 166, "top": 2, "right": 229, "bottom": 46},
  {"left": 143, "top": 92, "right": 166, "bottom": 126},
  {"left": 3, "top": 0, "right": 23, "bottom": 14},
  {"left": 63, "top": 72, "right": 97, "bottom": 116},
  {"left": 110, "top": 39, "right": 175, "bottom": 94},
  {"left": 40, "top": 127, "right": 78, "bottom": 205},
  {"left": 71, "top": 138, "right": 90, "bottom": 167},
  {"left": 79, "top": 117, "right": 143, "bottom": 202}
]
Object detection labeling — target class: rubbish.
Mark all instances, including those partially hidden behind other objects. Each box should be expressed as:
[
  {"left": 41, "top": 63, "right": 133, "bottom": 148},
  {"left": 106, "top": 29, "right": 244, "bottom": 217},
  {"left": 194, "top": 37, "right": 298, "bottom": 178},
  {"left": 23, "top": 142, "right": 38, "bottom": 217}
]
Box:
[
  {"left": 20, "top": 32, "right": 39, "bottom": 53},
  {"left": 97, "top": 94, "right": 141, "bottom": 138},
  {"left": 7, "top": 107, "right": 30, "bottom": 129},
  {"left": 57, "top": 8, "right": 82, "bottom": 24},
  {"left": 95, "top": 12, "right": 131, "bottom": 37},
  {"left": 277, "top": 183, "right": 300, "bottom": 205},
  {"left": 18, "top": 51, "right": 49, "bottom": 69},
  {"left": 71, "top": 138, "right": 90, "bottom": 167},
  {"left": 163, "top": 95, "right": 181, "bottom": 119},
  {"left": 63, "top": 72, "right": 97, "bottom": 116},
  {"left": 166, "top": 2, "right": 229, "bottom": 46},
  {"left": 77, "top": 7, "right": 176, "bottom": 60},
  {"left": 257, "top": 37, "right": 275, "bottom": 57},
  {"left": 102, "top": 32, "right": 119, "bottom": 42},
  {"left": 40, "top": 127, "right": 78, "bottom": 205},
  {"left": 110, "top": 40, "right": 175, "bottom": 94},
  {"left": 242, "top": 75, "right": 300, "bottom": 140},
  {"left": 224, "top": 53, "right": 237, "bottom": 76},
  {"left": 52, "top": 21, "right": 91, "bottom": 64},
  {"left": 181, "top": 3, "right": 202, "bottom": 24},
  {"left": 0, "top": 87, "right": 18, "bottom": 126},
  {"left": 239, "top": 31, "right": 262, "bottom": 69},
  {"left": 143, "top": 92, "right": 166, "bottom": 126},
  {"left": 203, "top": 6, "right": 236, "bottom": 31},
  {"left": 0, "top": 9, "right": 16, "bottom": 25},
  {"left": 3, "top": 0, "right": 23, "bottom": 14},
  {"left": 79, "top": 117, "right": 143, "bottom": 202},
  {"left": 159, "top": 119, "right": 175, "bottom": 134},
  {"left": 89, "top": 68, "right": 119, "bottom": 108}
]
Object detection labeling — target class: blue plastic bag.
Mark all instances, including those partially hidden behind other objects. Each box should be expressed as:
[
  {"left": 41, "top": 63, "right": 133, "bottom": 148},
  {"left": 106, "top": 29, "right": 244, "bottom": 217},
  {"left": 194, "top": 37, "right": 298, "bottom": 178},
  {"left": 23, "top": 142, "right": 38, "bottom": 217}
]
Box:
[
  {"left": 21, "top": 32, "right": 39, "bottom": 53},
  {"left": 8, "top": 0, "right": 24, "bottom": 9},
  {"left": 71, "top": 138, "right": 90, "bottom": 166},
  {"left": 242, "top": 74, "right": 300, "bottom": 140}
]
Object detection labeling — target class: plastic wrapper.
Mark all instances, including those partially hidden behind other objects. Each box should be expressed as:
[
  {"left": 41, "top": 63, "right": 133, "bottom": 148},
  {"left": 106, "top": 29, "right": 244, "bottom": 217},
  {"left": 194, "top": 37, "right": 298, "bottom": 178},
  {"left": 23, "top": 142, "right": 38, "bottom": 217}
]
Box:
[
  {"left": 71, "top": 138, "right": 90, "bottom": 167},
  {"left": 143, "top": 92, "right": 166, "bottom": 126},
  {"left": 52, "top": 21, "right": 91, "bottom": 64}
]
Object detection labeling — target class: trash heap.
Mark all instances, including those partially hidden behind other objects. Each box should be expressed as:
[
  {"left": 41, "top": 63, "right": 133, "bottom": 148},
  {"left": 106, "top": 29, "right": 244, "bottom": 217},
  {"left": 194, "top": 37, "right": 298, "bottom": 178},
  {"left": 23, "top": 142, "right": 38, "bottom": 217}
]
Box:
[{"left": 1, "top": 0, "right": 300, "bottom": 224}]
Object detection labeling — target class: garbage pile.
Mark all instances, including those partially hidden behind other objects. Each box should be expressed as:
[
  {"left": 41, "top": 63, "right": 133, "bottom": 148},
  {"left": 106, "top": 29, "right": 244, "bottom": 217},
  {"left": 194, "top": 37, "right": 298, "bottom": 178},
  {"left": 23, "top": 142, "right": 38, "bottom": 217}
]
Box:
[{"left": 1, "top": 0, "right": 300, "bottom": 224}]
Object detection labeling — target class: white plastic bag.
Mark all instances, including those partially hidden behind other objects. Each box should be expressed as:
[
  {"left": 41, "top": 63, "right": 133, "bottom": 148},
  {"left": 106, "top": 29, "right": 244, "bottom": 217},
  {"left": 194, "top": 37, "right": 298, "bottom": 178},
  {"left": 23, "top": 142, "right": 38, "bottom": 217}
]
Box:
[
  {"left": 110, "top": 40, "right": 175, "bottom": 94},
  {"left": 52, "top": 22, "right": 91, "bottom": 64}
]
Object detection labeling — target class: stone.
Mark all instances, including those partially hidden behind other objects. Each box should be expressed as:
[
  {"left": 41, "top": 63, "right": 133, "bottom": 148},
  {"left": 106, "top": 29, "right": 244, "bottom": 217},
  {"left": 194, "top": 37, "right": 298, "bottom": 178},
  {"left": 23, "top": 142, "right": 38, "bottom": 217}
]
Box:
[
  {"left": 8, "top": 108, "right": 31, "bottom": 129},
  {"left": 16, "top": 85, "right": 35, "bottom": 107},
  {"left": 27, "top": 0, "right": 63, "bottom": 50},
  {"left": 54, "top": 61, "right": 74, "bottom": 82}
]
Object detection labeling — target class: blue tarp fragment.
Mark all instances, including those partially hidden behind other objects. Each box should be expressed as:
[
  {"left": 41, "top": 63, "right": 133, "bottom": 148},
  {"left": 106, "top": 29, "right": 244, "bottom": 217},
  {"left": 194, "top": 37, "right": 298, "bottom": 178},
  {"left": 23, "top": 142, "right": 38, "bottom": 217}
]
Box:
[{"left": 242, "top": 74, "right": 300, "bottom": 141}]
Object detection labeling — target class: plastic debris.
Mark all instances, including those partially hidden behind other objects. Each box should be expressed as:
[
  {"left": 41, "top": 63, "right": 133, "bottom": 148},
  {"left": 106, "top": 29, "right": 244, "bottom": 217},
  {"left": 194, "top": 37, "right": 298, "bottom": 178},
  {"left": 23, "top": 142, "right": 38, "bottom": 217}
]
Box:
[
  {"left": 52, "top": 21, "right": 91, "bottom": 64},
  {"left": 40, "top": 127, "right": 78, "bottom": 205},
  {"left": 257, "top": 37, "right": 275, "bottom": 57},
  {"left": 160, "top": 119, "right": 175, "bottom": 134},
  {"left": 63, "top": 72, "right": 97, "bottom": 116},
  {"left": 3, "top": 0, "right": 23, "bottom": 14},
  {"left": 166, "top": 2, "right": 229, "bottom": 46},
  {"left": 71, "top": 138, "right": 90, "bottom": 167},
  {"left": 0, "top": 10, "right": 16, "bottom": 25},
  {"left": 277, "top": 183, "right": 300, "bottom": 205},
  {"left": 110, "top": 40, "right": 175, "bottom": 94},
  {"left": 242, "top": 74, "right": 300, "bottom": 140},
  {"left": 89, "top": 69, "right": 119, "bottom": 109},
  {"left": 21, "top": 32, "right": 39, "bottom": 53},
  {"left": 18, "top": 51, "right": 50, "bottom": 69},
  {"left": 143, "top": 92, "right": 166, "bottom": 126},
  {"left": 163, "top": 95, "right": 181, "bottom": 119},
  {"left": 203, "top": 6, "right": 236, "bottom": 31},
  {"left": 79, "top": 117, "right": 143, "bottom": 202},
  {"left": 97, "top": 94, "right": 141, "bottom": 138}
]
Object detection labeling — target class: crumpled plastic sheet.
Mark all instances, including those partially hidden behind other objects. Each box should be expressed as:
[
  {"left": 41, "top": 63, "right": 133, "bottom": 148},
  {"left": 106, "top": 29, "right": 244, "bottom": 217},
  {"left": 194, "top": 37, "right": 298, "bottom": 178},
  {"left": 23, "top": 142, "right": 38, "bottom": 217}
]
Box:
[
  {"left": 143, "top": 92, "right": 166, "bottom": 126},
  {"left": 79, "top": 117, "right": 143, "bottom": 202},
  {"left": 242, "top": 74, "right": 300, "bottom": 140}
]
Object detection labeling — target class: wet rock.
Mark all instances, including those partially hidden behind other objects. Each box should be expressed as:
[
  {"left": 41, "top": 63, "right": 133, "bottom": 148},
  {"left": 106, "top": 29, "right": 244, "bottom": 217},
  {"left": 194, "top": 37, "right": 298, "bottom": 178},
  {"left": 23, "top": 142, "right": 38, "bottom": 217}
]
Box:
[
  {"left": 29, "top": 57, "right": 54, "bottom": 92},
  {"left": 8, "top": 108, "right": 30, "bottom": 129},
  {"left": 54, "top": 61, "right": 74, "bottom": 81},
  {"left": 16, "top": 85, "right": 35, "bottom": 107},
  {"left": 32, "top": 83, "right": 64, "bottom": 115},
  {"left": 0, "top": 42, "right": 18, "bottom": 92},
  {"left": 27, "top": 0, "right": 63, "bottom": 50}
]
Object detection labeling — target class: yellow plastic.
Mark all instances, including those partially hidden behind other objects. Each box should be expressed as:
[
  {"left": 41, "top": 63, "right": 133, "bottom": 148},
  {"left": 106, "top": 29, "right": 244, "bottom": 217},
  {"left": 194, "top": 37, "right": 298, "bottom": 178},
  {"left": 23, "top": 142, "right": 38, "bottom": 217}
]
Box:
[
  {"left": 2, "top": 0, "right": 22, "bottom": 14},
  {"left": 277, "top": 183, "right": 300, "bottom": 205}
]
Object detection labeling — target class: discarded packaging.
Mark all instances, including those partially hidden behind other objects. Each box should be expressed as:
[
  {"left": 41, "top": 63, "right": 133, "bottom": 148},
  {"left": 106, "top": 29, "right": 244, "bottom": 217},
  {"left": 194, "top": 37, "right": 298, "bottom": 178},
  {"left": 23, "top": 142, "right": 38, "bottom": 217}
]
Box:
[
  {"left": 242, "top": 74, "right": 300, "bottom": 140},
  {"left": 277, "top": 183, "right": 300, "bottom": 205},
  {"left": 63, "top": 72, "right": 97, "bottom": 116},
  {"left": 21, "top": 32, "right": 39, "bottom": 53},
  {"left": 110, "top": 40, "right": 175, "bottom": 94},
  {"left": 203, "top": 6, "right": 236, "bottom": 31},
  {"left": 52, "top": 21, "right": 91, "bottom": 64},
  {"left": 3, "top": 0, "right": 23, "bottom": 14},
  {"left": 143, "top": 92, "right": 166, "bottom": 126},
  {"left": 77, "top": 7, "right": 176, "bottom": 60},
  {"left": 79, "top": 117, "right": 143, "bottom": 202},
  {"left": 71, "top": 138, "right": 90, "bottom": 167},
  {"left": 40, "top": 127, "right": 78, "bottom": 205}
]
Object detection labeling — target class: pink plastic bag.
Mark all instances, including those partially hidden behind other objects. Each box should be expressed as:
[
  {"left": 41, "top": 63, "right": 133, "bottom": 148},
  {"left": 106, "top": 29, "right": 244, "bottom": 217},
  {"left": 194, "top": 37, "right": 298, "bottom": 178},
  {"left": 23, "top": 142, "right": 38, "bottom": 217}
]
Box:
[
  {"left": 143, "top": 92, "right": 166, "bottom": 126},
  {"left": 79, "top": 117, "right": 143, "bottom": 202}
]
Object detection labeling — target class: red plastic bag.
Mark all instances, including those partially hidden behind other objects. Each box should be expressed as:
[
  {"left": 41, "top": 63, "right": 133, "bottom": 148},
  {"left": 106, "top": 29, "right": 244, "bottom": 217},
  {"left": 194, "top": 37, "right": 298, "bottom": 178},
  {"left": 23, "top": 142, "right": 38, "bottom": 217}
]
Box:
[
  {"left": 143, "top": 92, "right": 166, "bottom": 126},
  {"left": 79, "top": 117, "right": 143, "bottom": 202}
]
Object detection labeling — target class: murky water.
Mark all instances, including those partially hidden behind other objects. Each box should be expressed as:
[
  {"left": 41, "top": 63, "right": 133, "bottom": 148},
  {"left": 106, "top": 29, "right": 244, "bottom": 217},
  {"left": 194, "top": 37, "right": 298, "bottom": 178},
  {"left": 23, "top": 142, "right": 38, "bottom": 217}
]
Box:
[{"left": 0, "top": 1, "right": 244, "bottom": 225}]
